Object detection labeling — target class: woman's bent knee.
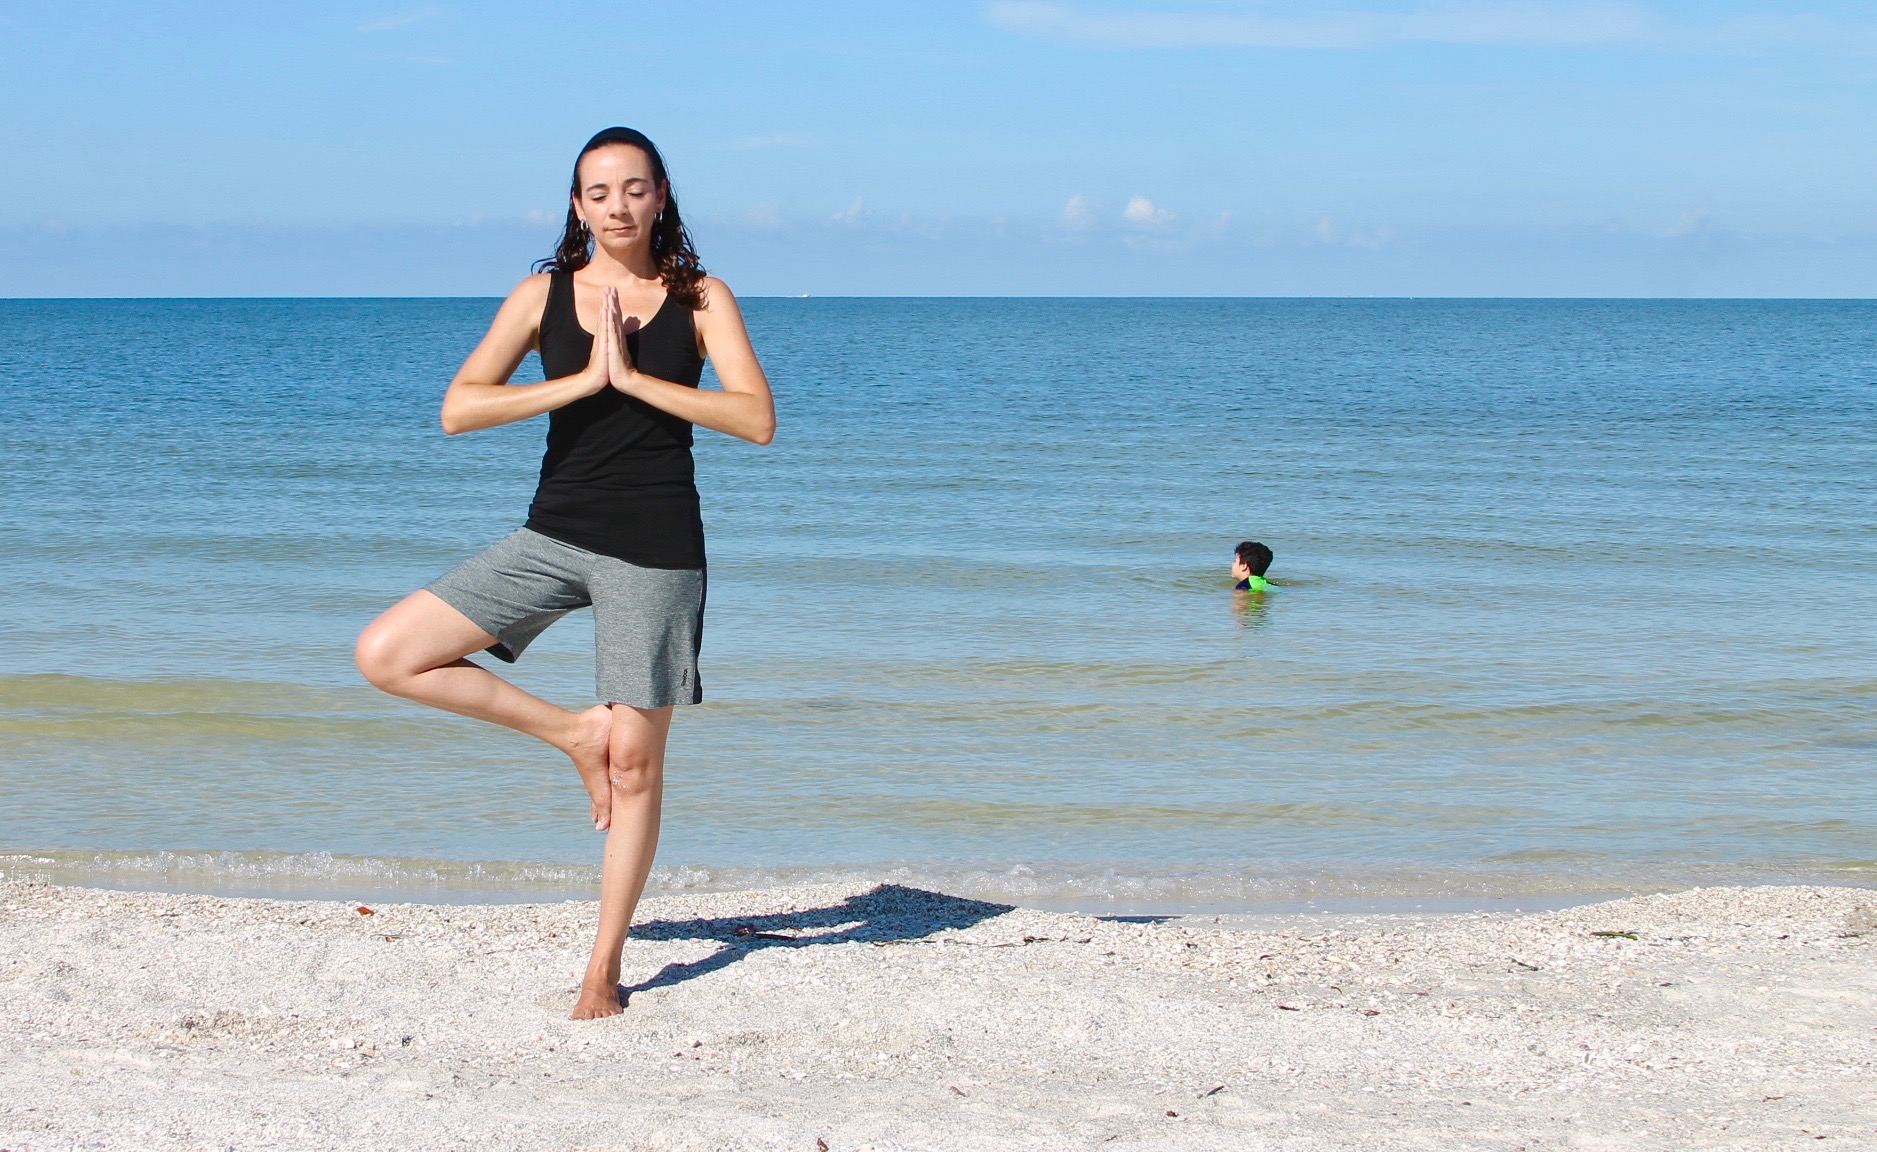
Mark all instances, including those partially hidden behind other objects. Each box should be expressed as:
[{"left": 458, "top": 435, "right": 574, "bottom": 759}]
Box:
[
  {"left": 354, "top": 619, "right": 412, "bottom": 692},
  {"left": 356, "top": 591, "right": 502, "bottom": 695}
]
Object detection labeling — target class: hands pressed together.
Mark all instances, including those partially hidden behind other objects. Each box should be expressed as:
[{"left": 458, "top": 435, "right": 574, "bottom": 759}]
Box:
[
  {"left": 582, "top": 285, "right": 644, "bottom": 397},
  {"left": 443, "top": 274, "right": 772, "bottom": 441}
]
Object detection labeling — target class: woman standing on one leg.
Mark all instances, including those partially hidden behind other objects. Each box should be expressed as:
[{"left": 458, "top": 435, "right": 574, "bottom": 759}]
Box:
[{"left": 354, "top": 127, "right": 775, "bottom": 1020}]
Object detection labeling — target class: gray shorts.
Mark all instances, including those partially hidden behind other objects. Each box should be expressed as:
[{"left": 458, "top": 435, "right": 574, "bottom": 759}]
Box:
[{"left": 425, "top": 528, "right": 705, "bottom": 708}]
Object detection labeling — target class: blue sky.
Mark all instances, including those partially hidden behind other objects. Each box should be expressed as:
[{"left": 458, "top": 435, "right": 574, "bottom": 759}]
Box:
[{"left": 3, "top": 1, "right": 1875, "bottom": 296}]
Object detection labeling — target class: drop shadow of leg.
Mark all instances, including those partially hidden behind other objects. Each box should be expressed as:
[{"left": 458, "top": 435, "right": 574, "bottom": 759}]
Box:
[
  {"left": 619, "top": 941, "right": 750, "bottom": 1003},
  {"left": 619, "top": 883, "right": 1014, "bottom": 1002}
]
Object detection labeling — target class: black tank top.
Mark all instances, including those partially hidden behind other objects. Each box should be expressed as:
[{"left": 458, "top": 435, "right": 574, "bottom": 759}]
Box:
[{"left": 524, "top": 270, "right": 706, "bottom": 569}]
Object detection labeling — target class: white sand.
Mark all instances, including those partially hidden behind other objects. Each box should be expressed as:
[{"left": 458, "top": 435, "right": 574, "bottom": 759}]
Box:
[{"left": 2, "top": 880, "right": 1873, "bottom": 1150}]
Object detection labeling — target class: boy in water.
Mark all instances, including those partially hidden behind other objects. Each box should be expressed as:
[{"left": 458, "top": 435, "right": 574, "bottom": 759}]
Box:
[{"left": 1232, "top": 540, "right": 1273, "bottom": 592}]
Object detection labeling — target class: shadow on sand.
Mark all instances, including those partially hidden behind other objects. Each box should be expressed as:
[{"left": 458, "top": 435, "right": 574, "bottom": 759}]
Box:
[{"left": 618, "top": 883, "right": 1014, "bottom": 1002}]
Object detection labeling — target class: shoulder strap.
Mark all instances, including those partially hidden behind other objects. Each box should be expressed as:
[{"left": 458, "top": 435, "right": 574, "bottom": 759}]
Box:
[{"left": 542, "top": 269, "right": 569, "bottom": 335}]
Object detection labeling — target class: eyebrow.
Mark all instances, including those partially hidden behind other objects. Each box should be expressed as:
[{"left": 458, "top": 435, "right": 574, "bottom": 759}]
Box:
[{"left": 583, "top": 177, "right": 652, "bottom": 194}]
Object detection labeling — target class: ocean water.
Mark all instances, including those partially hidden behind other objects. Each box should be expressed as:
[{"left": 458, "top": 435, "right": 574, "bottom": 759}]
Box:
[{"left": 1, "top": 297, "right": 1873, "bottom": 912}]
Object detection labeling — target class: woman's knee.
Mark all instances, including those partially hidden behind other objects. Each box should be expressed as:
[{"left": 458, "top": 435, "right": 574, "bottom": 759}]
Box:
[
  {"left": 608, "top": 727, "right": 668, "bottom": 799},
  {"left": 356, "top": 592, "right": 501, "bottom": 694},
  {"left": 606, "top": 708, "right": 668, "bottom": 794},
  {"left": 353, "top": 618, "right": 413, "bottom": 691},
  {"left": 606, "top": 741, "right": 662, "bottom": 795}
]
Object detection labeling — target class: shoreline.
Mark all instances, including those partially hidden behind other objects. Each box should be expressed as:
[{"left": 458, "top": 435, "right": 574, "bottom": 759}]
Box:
[
  {"left": 4, "top": 847, "right": 1871, "bottom": 917},
  {"left": 4, "top": 879, "right": 1873, "bottom": 1149}
]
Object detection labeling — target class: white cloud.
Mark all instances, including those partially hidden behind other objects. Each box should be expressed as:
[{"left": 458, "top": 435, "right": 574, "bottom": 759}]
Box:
[
  {"left": 1315, "top": 216, "right": 1395, "bottom": 248},
  {"left": 1060, "top": 194, "right": 1097, "bottom": 229},
  {"left": 987, "top": 2, "right": 1877, "bottom": 54},
  {"left": 1124, "top": 195, "right": 1170, "bottom": 225},
  {"left": 358, "top": 5, "right": 443, "bottom": 33},
  {"left": 987, "top": 1, "right": 1654, "bottom": 50},
  {"left": 744, "top": 204, "right": 782, "bottom": 228},
  {"left": 1687, "top": 14, "right": 1877, "bottom": 55},
  {"left": 832, "top": 196, "right": 865, "bottom": 224},
  {"left": 1662, "top": 209, "right": 1714, "bottom": 237},
  {"left": 725, "top": 132, "right": 823, "bottom": 151},
  {"left": 1184, "top": 209, "right": 1234, "bottom": 241}
]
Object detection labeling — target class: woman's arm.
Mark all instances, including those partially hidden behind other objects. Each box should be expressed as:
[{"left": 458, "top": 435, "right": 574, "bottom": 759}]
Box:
[
  {"left": 604, "top": 278, "right": 776, "bottom": 445},
  {"left": 439, "top": 274, "right": 612, "bottom": 435}
]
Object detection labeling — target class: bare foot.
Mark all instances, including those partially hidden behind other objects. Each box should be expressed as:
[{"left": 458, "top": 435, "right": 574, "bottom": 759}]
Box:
[
  {"left": 565, "top": 705, "right": 613, "bottom": 830},
  {"left": 571, "top": 981, "right": 623, "bottom": 1020}
]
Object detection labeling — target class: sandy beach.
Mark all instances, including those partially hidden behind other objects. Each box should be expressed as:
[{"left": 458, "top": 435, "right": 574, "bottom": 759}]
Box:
[{"left": 1, "top": 880, "right": 1872, "bottom": 1150}]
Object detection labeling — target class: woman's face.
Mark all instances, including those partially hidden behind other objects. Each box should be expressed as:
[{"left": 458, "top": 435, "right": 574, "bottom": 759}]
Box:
[{"left": 573, "top": 144, "right": 667, "bottom": 258}]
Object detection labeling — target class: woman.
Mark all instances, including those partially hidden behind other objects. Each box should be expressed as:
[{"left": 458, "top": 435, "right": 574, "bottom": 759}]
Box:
[{"left": 355, "top": 127, "right": 775, "bottom": 1020}]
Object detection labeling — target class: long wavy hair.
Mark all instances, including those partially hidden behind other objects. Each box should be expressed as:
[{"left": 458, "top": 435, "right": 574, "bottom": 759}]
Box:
[{"left": 535, "top": 127, "right": 707, "bottom": 308}]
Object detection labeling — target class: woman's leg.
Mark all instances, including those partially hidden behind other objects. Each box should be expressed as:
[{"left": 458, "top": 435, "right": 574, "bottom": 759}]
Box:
[
  {"left": 354, "top": 590, "right": 616, "bottom": 828},
  {"left": 572, "top": 702, "right": 673, "bottom": 1020}
]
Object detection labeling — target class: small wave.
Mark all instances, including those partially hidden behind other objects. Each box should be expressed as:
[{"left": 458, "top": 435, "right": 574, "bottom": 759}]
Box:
[
  {"left": 3, "top": 848, "right": 1869, "bottom": 915},
  {"left": 0, "top": 850, "right": 601, "bottom": 904}
]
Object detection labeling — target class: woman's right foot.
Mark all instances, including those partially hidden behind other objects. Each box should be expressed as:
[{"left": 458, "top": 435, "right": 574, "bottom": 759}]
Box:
[
  {"left": 566, "top": 705, "right": 614, "bottom": 830},
  {"left": 571, "top": 980, "right": 623, "bottom": 1019}
]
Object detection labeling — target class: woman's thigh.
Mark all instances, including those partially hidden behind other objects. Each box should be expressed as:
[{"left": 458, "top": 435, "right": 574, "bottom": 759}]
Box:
[{"left": 357, "top": 589, "right": 502, "bottom": 677}]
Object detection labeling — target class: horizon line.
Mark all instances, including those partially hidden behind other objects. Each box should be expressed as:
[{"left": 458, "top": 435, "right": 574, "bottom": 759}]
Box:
[{"left": 5, "top": 294, "right": 1875, "bottom": 303}]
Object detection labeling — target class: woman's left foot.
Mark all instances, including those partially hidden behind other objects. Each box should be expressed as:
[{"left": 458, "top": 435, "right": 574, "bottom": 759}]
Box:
[{"left": 564, "top": 705, "right": 614, "bottom": 830}]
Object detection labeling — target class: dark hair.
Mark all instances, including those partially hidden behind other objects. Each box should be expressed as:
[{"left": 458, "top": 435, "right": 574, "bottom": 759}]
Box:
[
  {"left": 534, "top": 126, "right": 708, "bottom": 309},
  {"left": 1235, "top": 540, "right": 1273, "bottom": 577}
]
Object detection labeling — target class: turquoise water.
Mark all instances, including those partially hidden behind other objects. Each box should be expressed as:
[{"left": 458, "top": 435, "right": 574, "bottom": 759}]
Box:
[{"left": 1, "top": 298, "right": 1873, "bottom": 910}]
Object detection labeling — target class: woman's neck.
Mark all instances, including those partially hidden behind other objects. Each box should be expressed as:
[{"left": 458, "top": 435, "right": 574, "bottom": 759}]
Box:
[{"left": 583, "top": 244, "right": 659, "bottom": 284}]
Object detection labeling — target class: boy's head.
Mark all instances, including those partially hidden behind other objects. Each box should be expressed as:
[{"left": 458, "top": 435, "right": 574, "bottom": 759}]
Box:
[{"left": 1232, "top": 540, "right": 1273, "bottom": 580}]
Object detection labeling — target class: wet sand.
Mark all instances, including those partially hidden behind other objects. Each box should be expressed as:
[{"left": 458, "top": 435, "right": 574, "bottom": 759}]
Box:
[{"left": 2, "top": 880, "right": 1873, "bottom": 1150}]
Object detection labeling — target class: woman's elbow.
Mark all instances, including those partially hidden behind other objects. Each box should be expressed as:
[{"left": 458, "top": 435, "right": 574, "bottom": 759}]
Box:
[
  {"left": 750, "top": 415, "right": 776, "bottom": 446},
  {"left": 439, "top": 399, "right": 476, "bottom": 436}
]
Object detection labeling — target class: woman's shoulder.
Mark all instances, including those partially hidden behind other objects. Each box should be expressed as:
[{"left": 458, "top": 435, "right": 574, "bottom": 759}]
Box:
[
  {"left": 691, "top": 276, "right": 739, "bottom": 317},
  {"left": 507, "top": 271, "right": 557, "bottom": 311},
  {"left": 510, "top": 271, "right": 556, "bottom": 304},
  {"left": 483, "top": 272, "right": 556, "bottom": 339}
]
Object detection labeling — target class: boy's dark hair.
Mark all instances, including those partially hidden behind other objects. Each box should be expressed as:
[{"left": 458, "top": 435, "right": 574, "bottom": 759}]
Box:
[{"left": 1235, "top": 540, "right": 1273, "bottom": 577}]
